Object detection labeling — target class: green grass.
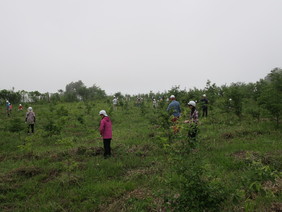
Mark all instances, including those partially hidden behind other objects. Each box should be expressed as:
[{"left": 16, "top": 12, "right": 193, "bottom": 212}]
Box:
[{"left": 0, "top": 101, "right": 281, "bottom": 211}]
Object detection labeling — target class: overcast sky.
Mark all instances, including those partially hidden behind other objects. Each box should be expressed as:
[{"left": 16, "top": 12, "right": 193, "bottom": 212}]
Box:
[{"left": 0, "top": 0, "right": 281, "bottom": 95}]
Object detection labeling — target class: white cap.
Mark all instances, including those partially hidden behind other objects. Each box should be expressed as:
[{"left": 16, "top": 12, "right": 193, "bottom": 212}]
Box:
[
  {"left": 28, "top": 107, "right": 33, "bottom": 111},
  {"left": 99, "top": 110, "right": 108, "bottom": 116},
  {"left": 203, "top": 94, "right": 206, "bottom": 97},
  {"left": 170, "top": 95, "right": 175, "bottom": 99},
  {"left": 188, "top": 101, "right": 196, "bottom": 107}
]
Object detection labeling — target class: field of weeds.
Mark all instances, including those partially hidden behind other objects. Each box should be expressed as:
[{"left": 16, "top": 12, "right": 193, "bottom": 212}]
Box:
[{"left": 0, "top": 100, "right": 281, "bottom": 211}]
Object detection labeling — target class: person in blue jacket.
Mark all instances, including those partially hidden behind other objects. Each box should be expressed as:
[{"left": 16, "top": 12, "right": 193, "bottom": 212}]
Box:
[
  {"left": 6, "top": 100, "right": 11, "bottom": 117},
  {"left": 167, "top": 95, "right": 181, "bottom": 122}
]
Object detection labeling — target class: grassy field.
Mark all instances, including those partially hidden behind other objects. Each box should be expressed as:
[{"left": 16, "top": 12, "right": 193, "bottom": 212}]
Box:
[{"left": 0, "top": 100, "right": 281, "bottom": 211}]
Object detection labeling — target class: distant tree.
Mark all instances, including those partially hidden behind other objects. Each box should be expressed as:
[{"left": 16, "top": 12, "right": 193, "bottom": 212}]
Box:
[
  {"left": 50, "top": 93, "right": 61, "bottom": 102},
  {"left": 87, "top": 84, "right": 106, "bottom": 100},
  {"left": 259, "top": 68, "right": 282, "bottom": 127},
  {"left": 77, "top": 86, "right": 89, "bottom": 101},
  {"left": 204, "top": 80, "right": 219, "bottom": 105},
  {"left": 113, "top": 92, "right": 121, "bottom": 98},
  {"left": 221, "top": 83, "right": 244, "bottom": 117},
  {"left": 58, "top": 89, "right": 64, "bottom": 95},
  {"left": 168, "top": 85, "right": 188, "bottom": 104},
  {"left": 28, "top": 91, "right": 41, "bottom": 102},
  {"left": 64, "top": 81, "right": 106, "bottom": 102},
  {"left": 65, "top": 80, "right": 85, "bottom": 102},
  {"left": 38, "top": 92, "right": 50, "bottom": 102},
  {"left": 0, "top": 89, "right": 21, "bottom": 103}
]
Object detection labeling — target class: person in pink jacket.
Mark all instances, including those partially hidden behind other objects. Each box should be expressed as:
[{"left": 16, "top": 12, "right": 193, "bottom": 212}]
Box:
[{"left": 99, "top": 110, "right": 112, "bottom": 158}]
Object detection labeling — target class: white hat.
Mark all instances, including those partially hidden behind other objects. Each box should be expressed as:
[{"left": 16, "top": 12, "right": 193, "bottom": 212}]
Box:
[
  {"left": 28, "top": 107, "right": 33, "bottom": 111},
  {"left": 188, "top": 101, "right": 196, "bottom": 107},
  {"left": 99, "top": 110, "right": 108, "bottom": 116},
  {"left": 203, "top": 94, "right": 206, "bottom": 97},
  {"left": 170, "top": 95, "right": 175, "bottom": 99}
]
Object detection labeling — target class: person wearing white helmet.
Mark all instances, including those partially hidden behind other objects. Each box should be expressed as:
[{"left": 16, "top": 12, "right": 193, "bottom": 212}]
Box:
[
  {"left": 186, "top": 101, "right": 198, "bottom": 123},
  {"left": 200, "top": 94, "right": 208, "bottom": 117},
  {"left": 25, "top": 107, "right": 36, "bottom": 133},
  {"left": 6, "top": 100, "right": 11, "bottom": 116},
  {"left": 167, "top": 95, "right": 181, "bottom": 121},
  {"left": 99, "top": 110, "right": 113, "bottom": 158},
  {"left": 18, "top": 104, "right": 23, "bottom": 111},
  {"left": 184, "top": 100, "right": 199, "bottom": 140},
  {"left": 152, "top": 98, "right": 157, "bottom": 108},
  {"left": 112, "top": 96, "right": 118, "bottom": 110}
]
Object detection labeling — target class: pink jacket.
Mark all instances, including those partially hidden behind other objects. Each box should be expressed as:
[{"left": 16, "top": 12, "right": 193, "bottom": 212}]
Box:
[{"left": 99, "top": 116, "right": 112, "bottom": 139}]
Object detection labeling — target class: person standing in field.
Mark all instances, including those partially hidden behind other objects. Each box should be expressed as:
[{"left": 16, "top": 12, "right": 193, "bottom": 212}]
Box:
[
  {"left": 9, "top": 103, "right": 13, "bottom": 114},
  {"left": 6, "top": 100, "right": 11, "bottom": 116},
  {"left": 99, "top": 110, "right": 113, "bottom": 159},
  {"left": 152, "top": 98, "right": 157, "bottom": 108},
  {"left": 184, "top": 101, "right": 199, "bottom": 140},
  {"left": 25, "top": 107, "right": 36, "bottom": 133},
  {"left": 18, "top": 104, "right": 23, "bottom": 111},
  {"left": 200, "top": 94, "right": 208, "bottom": 117},
  {"left": 167, "top": 95, "right": 181, "bottom": 122},
  {"left": 136, "top": 96, "right": 142, "bottom": 107},
  {"left": 113, "top": 97, "right": 118, "bottom": 110}
]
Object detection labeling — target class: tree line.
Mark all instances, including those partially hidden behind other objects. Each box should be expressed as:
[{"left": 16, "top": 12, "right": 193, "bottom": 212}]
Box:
[
  {"left": 0, "top": 80, "right": 107, "bottom": 104},
  {"left": 1, "top": 68, "right": 281, "bottom": 126}
]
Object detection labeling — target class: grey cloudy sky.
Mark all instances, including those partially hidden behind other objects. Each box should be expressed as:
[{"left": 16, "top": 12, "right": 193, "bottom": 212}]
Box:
[{"left": 0, "top": 0, "right": 282, "bottom": 95}]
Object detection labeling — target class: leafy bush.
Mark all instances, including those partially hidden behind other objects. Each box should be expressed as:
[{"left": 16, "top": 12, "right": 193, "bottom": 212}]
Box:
[
  {"left": 43, "top": 118, "right": 62, "bottom": 136},
  {"left": 171, "top": 162, "right": 228, "bottom": 211},
  {"left": 8, "top": 117, "right": 25, "bottom": 133}
]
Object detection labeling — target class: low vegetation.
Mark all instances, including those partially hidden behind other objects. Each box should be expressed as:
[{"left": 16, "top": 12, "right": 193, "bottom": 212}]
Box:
[{"left": 0, "top": 69, "right": 281, "bottom": 211}]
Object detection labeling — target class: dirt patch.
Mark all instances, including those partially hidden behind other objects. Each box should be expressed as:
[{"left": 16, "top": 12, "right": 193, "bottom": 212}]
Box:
[
  {"left": 230, "top": 150, "right": 260, "bottom": 161},
  {"left": 84, "top": 146, "right": 104, "bottom": 156},
  {"left": 99, "top": 188, "right": 164, "bottom": 212},
  {"left": 270, "top": 202, "right": 282, "bottom": 212},
  {"left": 0, "top": 154, "right": 7, "bottom": 162},
  {"left": 69, "top": 146, "right": 104, "bottom": 156},
  {"left": 40, "top": 169, "right": 61, "bottom": 183},
  {"left": 222, "top": 129, "right": 264, "bottom": 140},
  {"left": 11, "top": 166, "right": 42, "bottom": 178},
  {"left": 222, "top": 132, "right": 234, "bottom": 139},
  {"left": 262, "top": 150, "right": 282, "bottom": 170},
  {"left": 125, "top": 167, "right": 156, "bottom": 180},
  {"left": 263, "top": 178, "right": 282, "bottom": 195},
  {"left": 230, "top": 150, "right": 247, "bottom": 160},
  {"left": 127, "top": 144, "right": 154, "bottom": 157},
  {"left": 49, "top": 146, "right": 104, "bottom": 161},
  {"left": 0, "top": 174, "right": 20, "bottom": 195}
]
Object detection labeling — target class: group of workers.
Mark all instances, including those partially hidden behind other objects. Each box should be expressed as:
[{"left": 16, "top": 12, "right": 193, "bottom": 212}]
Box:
[
  {"left": 166, "top": 94, "right": 209, "bottom": 139},
  {"left": 102, "top": 94, "right": 208, "bottom": 157},
  {"left": 166, "top": 94, "right": 209, "bottom": 120},
  {"left": 4, "top": 100, "right": 36, "bottom": 134},
  {"left": 4, "top": 94, "right": 208, "bottom": 158}
]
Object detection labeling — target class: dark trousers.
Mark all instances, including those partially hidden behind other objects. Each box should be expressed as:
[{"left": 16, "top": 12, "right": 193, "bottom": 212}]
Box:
[
  {"left": 103, "top": 139, "right": 112, "bottom": 157},
  {"left": 27, "top": 124, "right": 34, "bottom": 133},
  {"left": 202, "top": 107, "right": 208, "bottom": 117},
  {"left": 188, "top": 124, "right": 198, "bottom": 139}
]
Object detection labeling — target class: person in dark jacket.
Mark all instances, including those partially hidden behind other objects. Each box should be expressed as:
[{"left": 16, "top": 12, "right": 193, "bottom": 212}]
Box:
[
  {"left": 200, "top": 94, "right": 208, "bottom": 117},
  {"left": 99, "top": 110, "right": 113, "bottom": 158}
]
